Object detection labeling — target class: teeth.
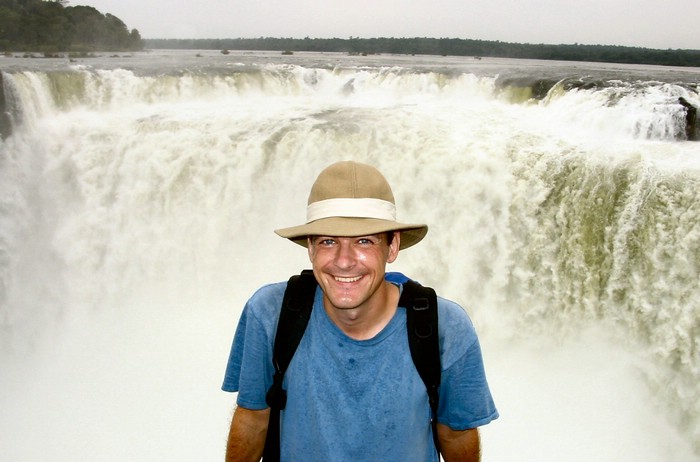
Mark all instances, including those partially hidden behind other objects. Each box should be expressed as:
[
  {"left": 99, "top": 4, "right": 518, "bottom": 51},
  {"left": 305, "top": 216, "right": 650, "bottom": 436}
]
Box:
[{"left": 335, "top": 276, "right": 361, "bottom": 283}]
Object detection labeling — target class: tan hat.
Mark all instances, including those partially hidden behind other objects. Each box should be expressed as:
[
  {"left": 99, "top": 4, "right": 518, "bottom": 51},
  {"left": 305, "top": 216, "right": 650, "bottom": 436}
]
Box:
[{"left": 275, "top": 161, "right": 428, "bottom": 250}]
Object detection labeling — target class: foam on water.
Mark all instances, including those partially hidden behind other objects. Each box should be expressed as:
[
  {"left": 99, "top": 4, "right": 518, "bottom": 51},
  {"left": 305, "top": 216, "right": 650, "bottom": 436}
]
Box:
[{"left": 1, "top": 52, "right": 699, "bottom": 461}]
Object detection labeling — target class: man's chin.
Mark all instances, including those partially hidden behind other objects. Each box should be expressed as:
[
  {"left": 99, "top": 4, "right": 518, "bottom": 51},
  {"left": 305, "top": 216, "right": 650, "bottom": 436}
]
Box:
[
  {"left": 325, "top": 291, "right": 365, "bottom": 311},
  {"left": 328, "top": 298, "right": 361, "bottom": 310}
]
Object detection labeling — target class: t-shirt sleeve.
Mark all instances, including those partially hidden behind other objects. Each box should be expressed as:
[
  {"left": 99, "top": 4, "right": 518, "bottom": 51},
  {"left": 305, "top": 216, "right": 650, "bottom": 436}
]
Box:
[
  {"left": 436, "top": 300, "right": 499, "bottom": 430},
  {"left": 221, "top": 284, "right": 284, "bottom": 410}
]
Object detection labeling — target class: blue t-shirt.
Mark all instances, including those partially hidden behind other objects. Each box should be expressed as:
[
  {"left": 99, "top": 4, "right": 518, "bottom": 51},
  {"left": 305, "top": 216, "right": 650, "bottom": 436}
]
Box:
[{"left": 222, "top": 275, "right": 498, "bottom": 461}]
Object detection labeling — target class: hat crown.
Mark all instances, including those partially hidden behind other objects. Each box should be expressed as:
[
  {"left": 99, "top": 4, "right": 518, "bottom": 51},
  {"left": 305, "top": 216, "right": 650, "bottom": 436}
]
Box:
[
  {"left": 275, "top": 160, "right": 428, "bottom": 250},
  {"left": 308, "top": 161, "right": 395, "bottom": 205}
]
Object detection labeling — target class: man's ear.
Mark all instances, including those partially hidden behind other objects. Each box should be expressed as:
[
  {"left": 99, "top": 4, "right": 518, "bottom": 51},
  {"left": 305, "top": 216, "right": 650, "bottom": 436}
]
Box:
[
  {"left": 387, "top": 232, "right": 400, "bottom": 263},
  {"left": 307, "top": 236, "right": 314, "bottom": 261}
]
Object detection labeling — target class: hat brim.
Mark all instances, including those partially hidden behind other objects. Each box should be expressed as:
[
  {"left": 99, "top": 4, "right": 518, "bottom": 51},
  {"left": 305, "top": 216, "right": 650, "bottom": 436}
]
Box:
[{"left": 275, "top": 217, "right": 428, "bottom": 250}]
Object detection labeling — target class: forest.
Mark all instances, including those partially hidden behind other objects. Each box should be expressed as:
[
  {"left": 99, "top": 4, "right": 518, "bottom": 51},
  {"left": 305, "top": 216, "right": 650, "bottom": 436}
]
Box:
[
  {"left": 1, "top": 0, "right": 698, "bottom": 66},
  {"left": 0, "top": 0, "right": 143, "bottom": 53},
  {"left": 145, "top": 37, "right": 700, "bottom": 68}
]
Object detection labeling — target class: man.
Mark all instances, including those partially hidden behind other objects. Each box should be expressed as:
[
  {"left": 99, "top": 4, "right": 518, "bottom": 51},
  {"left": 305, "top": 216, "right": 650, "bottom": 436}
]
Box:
[{"left": 222, "top": 161, "right": 498, "bottom": 461}]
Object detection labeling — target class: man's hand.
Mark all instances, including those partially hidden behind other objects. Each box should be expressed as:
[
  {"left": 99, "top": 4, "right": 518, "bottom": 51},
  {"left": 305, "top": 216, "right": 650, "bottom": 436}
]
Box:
[{"left": 225, "top": 406, "right": 270, "bottom": 462}]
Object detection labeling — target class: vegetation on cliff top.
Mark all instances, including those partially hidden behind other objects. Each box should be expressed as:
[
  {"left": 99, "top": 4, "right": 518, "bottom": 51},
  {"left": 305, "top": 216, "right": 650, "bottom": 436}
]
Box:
[
  {"left": 0, "top": 0, "right": 144, "bottom": 53},
  {"left": 146, "top": 37, "right": 700, "bottom": 68}
]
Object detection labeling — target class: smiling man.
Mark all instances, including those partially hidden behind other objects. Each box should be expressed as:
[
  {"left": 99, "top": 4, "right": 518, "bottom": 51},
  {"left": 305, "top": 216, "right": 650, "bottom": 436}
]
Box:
[{"left": 222, "top": 161, "right": 498, "bottom": 462}]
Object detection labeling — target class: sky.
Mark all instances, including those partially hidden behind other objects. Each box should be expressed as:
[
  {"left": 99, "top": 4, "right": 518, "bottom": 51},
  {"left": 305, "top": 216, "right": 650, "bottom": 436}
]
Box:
[{"left": 75, "top": 0, "right": 698, "bottom": 50}]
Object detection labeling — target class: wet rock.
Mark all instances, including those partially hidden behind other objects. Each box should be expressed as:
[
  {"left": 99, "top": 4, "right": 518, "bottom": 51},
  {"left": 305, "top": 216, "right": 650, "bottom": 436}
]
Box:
[
  {"left": 0, "top": 73, "right": 12, "bottom": 139},
  {"left": 679, "top": 97, "right": 698, "bottom": 141}
]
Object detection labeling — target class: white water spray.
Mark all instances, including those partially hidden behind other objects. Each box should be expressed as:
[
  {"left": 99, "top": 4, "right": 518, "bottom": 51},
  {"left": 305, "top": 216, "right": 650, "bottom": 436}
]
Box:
[{"left": 1, "top": 52, "right": 699, "bottom": 461}]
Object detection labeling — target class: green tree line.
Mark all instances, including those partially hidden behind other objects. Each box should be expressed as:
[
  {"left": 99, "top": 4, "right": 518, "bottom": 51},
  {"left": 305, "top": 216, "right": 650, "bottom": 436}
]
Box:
[
  {"left": 145, "top": 37, "right": 700, "bottom": 68},
  {"left": 0, "top": 0, "right": 144, "bottom": 53}
]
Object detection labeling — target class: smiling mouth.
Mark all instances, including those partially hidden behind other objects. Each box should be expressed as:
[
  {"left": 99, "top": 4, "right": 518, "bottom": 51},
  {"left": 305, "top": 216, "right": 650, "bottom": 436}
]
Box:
[{"left": 334, "top": 275, "right": 362, "bottom": 283}]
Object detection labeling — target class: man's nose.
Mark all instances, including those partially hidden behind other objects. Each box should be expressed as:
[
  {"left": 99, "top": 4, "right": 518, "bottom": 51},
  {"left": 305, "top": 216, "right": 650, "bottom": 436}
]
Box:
[{"left": 333, "top": 240, "right": 357, "bottom": 268}]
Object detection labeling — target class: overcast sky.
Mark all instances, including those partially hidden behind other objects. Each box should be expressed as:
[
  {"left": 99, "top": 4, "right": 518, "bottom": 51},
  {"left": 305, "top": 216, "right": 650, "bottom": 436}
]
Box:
[{"left": 76, "top": 0, "right": 698, "bottom": 50}]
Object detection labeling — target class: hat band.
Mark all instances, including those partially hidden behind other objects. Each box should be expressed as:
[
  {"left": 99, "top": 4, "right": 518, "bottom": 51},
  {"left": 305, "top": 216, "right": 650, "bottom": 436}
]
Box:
[{"left": 307, "top": 198, "right": 397, "bottom": 222}]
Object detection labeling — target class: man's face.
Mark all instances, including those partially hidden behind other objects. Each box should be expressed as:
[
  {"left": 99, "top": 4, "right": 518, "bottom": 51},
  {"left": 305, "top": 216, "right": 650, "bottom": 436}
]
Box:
[{"left": 307, "top": 232, "right": 400, "bottom": 313}]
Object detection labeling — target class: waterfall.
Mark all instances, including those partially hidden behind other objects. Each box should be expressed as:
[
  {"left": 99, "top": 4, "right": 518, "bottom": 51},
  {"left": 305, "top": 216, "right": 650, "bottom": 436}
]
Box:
[{"left": 1, "top": 51, "right": 699, "bottom": 461}]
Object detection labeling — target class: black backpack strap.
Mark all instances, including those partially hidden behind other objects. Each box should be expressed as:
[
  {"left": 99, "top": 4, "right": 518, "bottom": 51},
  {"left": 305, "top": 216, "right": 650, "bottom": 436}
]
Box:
[
  {"left": 262, "top": 270, "right": 317, "bottom": 462},
  {"left": 399, "top": 279, "right": 442, "bottom": 455}
]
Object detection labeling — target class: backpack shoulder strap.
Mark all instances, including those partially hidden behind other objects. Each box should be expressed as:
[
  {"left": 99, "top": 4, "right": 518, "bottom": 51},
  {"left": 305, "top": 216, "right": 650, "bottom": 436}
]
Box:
[
  {"left": 399, "top": 279, "right": 442, "bottom": 454},
  {"left": 270, "top": 269, "right": 317, "bottom": 394},
  {"left": 263, "top": 269, "right": 317, "bottom": 462}
]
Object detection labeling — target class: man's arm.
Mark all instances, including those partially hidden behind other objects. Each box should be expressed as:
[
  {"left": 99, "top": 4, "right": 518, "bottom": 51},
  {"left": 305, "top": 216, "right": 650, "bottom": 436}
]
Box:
[
  {"left": 225, "top": 406, "right": 270, "bottom": 462},
  {"left": 437, "top": 423, "right": 481, "bottom": 462}
]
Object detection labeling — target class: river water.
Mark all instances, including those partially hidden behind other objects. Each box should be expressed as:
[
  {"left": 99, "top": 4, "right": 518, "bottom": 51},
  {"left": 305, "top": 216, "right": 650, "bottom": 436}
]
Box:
[{"left": 1, "top": 49, "right": 699, "bottom": 461}]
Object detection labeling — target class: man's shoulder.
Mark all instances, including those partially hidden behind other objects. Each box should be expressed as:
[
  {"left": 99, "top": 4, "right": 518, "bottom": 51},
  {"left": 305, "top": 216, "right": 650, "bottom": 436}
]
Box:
[
  {"left": 393, "top": 274, "right": 476, "bottom": 339},
  {"left": 436, "top": 296, "right": 474, "bottom": 329},
  {"left": 391, "top": 272, "right": 473, "bottom": 330},
  {"left": 244, "top": 280, "right": 288, "bottom": 319},
  {"left": 250, "top": 280, "right": 288, "bottom": 299},
  {"left": 434, "top": 295, "right": 480, "bottom": 363}
]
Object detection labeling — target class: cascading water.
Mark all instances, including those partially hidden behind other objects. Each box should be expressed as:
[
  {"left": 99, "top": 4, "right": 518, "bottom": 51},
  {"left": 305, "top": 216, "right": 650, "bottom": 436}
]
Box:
[{"left": 1, "top": 50, "right": 699, "bottom": 461}]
